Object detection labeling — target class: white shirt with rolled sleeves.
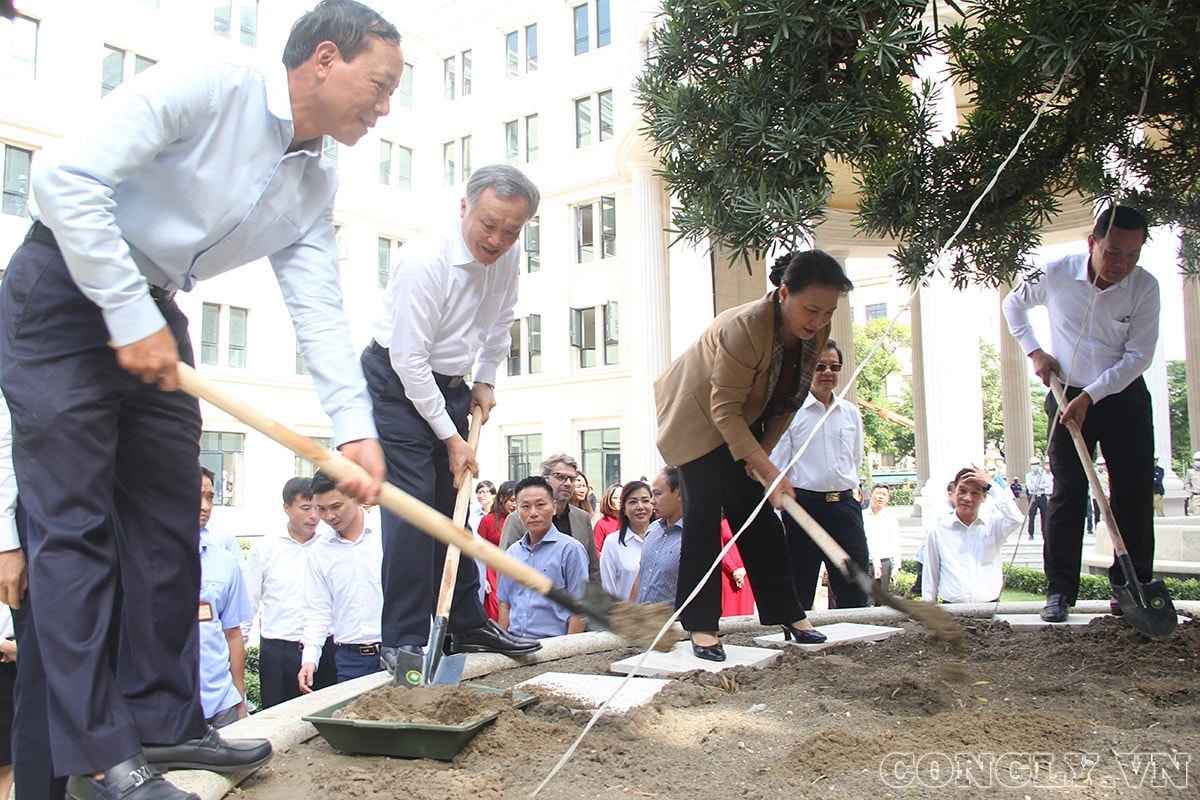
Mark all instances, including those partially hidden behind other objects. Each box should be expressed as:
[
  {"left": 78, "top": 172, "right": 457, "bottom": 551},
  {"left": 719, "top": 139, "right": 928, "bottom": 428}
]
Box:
[
  {"left": 862, "top": 507, "right": 902, "bottom": 574},
  {"left": 245, "top": 528, "right": 329, "bottom": 642},
  {"left": 0, "top": 390, "right": 18, "bottom": 554},
  {"left": 28, "top": 58, "right": 375, "bottom": 446},
  {"left": 368, "top": 221, "right": 519, "bottom": 440},
  {"left": 1002, "top": 253, "right": 1159, "bottom": 402},
  {"left": 300, "top": 524, "right": 383, "bottom": 666},
  {"left": 770, "top": 392, "right": 863, "bottom": 492},
  {"left": 921, "top": 484, "right": 1023, "bottom": 604}
]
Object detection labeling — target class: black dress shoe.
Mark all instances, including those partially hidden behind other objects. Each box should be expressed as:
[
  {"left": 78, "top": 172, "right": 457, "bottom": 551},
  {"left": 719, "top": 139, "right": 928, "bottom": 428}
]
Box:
[
  {"left": 447, "top": 619, "right": 542, "bottom": 655},
  {"left": 65, "top": 755, "right": 199, "bottom": 800},
  {"left": 142, "top": 726, "right": 273, "bottom": 774},
  {"left": 781, "top": 624, "right": 827, "bottom": 644},
  {"left": 690, "top": 637, "right": 726, "bottom": 662},
  {"left": 1040, "top": 593, "right": 1069, "bottom": 623}
]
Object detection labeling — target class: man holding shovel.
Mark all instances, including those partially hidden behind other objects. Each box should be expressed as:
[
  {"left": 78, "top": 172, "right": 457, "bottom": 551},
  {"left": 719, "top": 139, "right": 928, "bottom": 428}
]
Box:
[
  {"left": 0, "top": 2, "right": 394, "bottom": 797},
  {"left": 364, "top": 165, "right": 542, "bottom": 671},
  {"left": 1003, "top": 205, "right": 1159, "bottom": 623}
]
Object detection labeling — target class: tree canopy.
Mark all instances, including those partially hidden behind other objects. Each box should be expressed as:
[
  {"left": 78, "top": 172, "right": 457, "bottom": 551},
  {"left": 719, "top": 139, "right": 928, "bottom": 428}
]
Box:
[{"left": 637, "top": 0, "right": 1200, "bottom": 285}]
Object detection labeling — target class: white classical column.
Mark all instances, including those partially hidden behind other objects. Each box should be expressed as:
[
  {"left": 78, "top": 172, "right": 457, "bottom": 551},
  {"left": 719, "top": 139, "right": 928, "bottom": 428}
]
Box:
[
  {"left": 998, "top": 283, "right": 1034, "bottom": 480},
  {"left": 627, "top": 161, "right": 672, "bottom": 475},
  {"left": 825, "top": 248, "right": 857, "bottom": 405},
  {"left": 910, "top": 290, "right": 930, "bottom": 491},
  {"left": 1141, "top": 231, "right": 1185, "bottom": 511},
  {"left": 915, "top": 274, "right": 984, "bottom": 516},
  {"left": 1185, "top": 274, "right": 1200, "bottom": 458}
]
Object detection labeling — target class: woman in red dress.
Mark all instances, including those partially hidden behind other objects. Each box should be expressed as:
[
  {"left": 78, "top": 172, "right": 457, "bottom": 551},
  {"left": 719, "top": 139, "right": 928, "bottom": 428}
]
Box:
[
  {"left": 593, "top": 483, "right": 622, "bottom": 556},
  {"left": 476, "top": 481, "right": 516, "bottom": 620},
  {"left": 720, "top": 519, "right": 756, "bottom": 616}
]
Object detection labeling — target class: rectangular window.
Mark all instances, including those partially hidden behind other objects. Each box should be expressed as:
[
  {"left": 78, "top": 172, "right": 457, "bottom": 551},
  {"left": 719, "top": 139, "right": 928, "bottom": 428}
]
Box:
[
  {"left": 504, "top": 120, "right": 519, "bottom": 165},
  {"left": 201, "top": 431, "right": 244, "bottom": 507},
  {"left": 524, "top": 216, "right": 540, "bottom": 273},
  {"left": 527, "top": 313, "right": 542, "bottom": 373},
  {"left": 102, "top": 45, "right": 125, "bottom": 96},
  {"left": 443, "top": 56, "right": 456, "bottom": 101},
  {"left": 571, "top": 306, "right": 597, "bottom": 368},
  {"left": 866, "top": 302, "right": 888, "bottom": 321},
  {"left": 396, "top": 145, "right": 412, "bottom": 190},
  {"left": 238, "top": 0, "right": 258, "bottom": 47},
  {"left": 581, "top": 428, "right": 621, "bottom": 490},
  {"left": 227, "top": 306, "right": 248, "bottom": 368},
  {"left": 526, "top": 24, "right": 538, "bottom": 71},
  {"left": 377, "top": 236, "right": 404, "bottom": 289},
  {"left": 400, "top": 62, "right": 413, "bottom": 108},
  {"left": 134, "top": 54, "right": 155, "bottom": 74},
  {"left": 526, "top": 114, "right": 539, "bottom": 162},
  {"left": 295, "top": 438, "right": 332, "bottom": 477},
  {"left": 295, "top": 340, "right": 309, "bottom": 376},
  {"left": 596, "top": 0, "right": 612, "bottom": 48},
  {"left": 505, "top": 31, "right": 518, "bottom": 79},
  {"left": 604, "top": 300, "right": 619, "bottom": 365},
  {"left": 507, "top": 319, "right": 522, "bottom": 377},
  {"left": 574, "top": 97, "right": 592, "bottom": 148},
  {"left": 323, "top": 135, "right": 338, "bottom": 165},
  {"left": 461, "top": 135, "right": 471, "bottom": 182},
  {"left": 442, "top": 141, "right": 455, "bottom": 186},
  {"left": 3, "top": 14, "right": 38, "bottom": 80},
  {"left": 213, "top": 1, "right": 255, "bottom": 47},
  {"left": 507, "top": 434, "right": 542, "bottom": 481},
  {"left": 573, "top": 4, "right": 589, "bottom": 55},
  {"left": 200, "top": 303, "right": 220, "bottom": 366},
  {"left": 575, "top": 197, "right": 616, "bottom": 262},
  {"left": 2, "top": 144, "right": 33, "bottom": 218},
  {"left": 601, "top": 195, "right": 617, "bottom": 257},
  {"left": 576, "top": 203, "right": 594, "bottom": 263},
  {"left": 213, "top": 1, "right": 231, "bottom": 38},
  {"left": 461, "top": 49, "right": 472, "bottom": 96},
  {"left": 379, "top": 139, "right": 392, "bottom": 184},
  {"left": 599, "top": 89, "right": 614, "bottom": 141}
]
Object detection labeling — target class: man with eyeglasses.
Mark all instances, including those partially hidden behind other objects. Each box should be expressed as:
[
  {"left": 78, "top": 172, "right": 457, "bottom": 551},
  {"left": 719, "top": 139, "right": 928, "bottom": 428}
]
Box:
[
  {"left": 1003, "top": 205, "right": 1159, "bottom": 624},
  {"left": 500, "top": 454, "right": 600, "bottom": 585},
  {"left": 770, "top": 339, "right": 870, "bottom": 609}
]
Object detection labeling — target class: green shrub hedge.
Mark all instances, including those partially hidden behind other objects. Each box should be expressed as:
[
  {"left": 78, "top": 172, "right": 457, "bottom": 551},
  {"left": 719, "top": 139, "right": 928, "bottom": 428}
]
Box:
[
  {"left": 245, "top": 645, "right": 260, "bottom": 712},
  {"left": 898, "top": 560, "right": 1200, "bottom": 601}
]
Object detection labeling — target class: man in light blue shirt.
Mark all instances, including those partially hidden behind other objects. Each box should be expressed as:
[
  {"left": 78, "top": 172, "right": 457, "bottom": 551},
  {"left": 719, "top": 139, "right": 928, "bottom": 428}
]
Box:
[
  {"left": 0, "top": 3, "right": 397, "bottom": 798},
  {"left": 497, "top": 477, "right": 588, "bottom": 639},
  {"left": 633, "top": 467, "right": 685, "bottom": 606},
  {"left": 197, "top": 469, "right": 253, "bottom": 728}
]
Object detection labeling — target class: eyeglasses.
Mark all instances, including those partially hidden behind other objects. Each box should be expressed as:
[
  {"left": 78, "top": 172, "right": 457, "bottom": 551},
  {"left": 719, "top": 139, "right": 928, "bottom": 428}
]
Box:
[
  {"left": 548, "top": 472, "right": 577, "bottom": 483},
  {"left": 814, "top": 363, "right": 843, "bottom": 373}
]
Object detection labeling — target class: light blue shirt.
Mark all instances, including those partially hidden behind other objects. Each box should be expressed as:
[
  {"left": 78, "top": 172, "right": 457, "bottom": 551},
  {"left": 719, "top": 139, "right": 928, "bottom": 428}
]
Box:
[
  {"left": 497, "top": 526, "right": 588, "bottom": 639},
  {"left": 199, "top": 541, "right": 253, "bottom": 719},
  {"left": 636, "top": 518, "right": 682, "bottom": 605},
  {"left": 29, "top": 59, "right": 375, "bottom": 445},
  {"left": 201, "top": 526, "right": 242, "bottom": 564}
]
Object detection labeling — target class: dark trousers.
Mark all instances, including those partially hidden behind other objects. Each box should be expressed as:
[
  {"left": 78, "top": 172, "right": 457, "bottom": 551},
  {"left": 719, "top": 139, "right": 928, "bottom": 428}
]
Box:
[
  {"left": 676, "top": 445, "right": 805, "bottom": 632},
  {"left": 874, "top": 558, "right": 893, "bottom": 606},
  {"left": 334, "top": 646, "right": 383, "bottom": 682},
  {"left": 0, "top": 238, "right": 205, "bottom": 776},
  {"left": 1044, "top": 379, "right": 1154, "bottom": 604},
  {"left": 1028, "top": 494, "right": 1048, "bottom": 537},
  {"left": 785, "top": 494, "right": 870, "bottom": 610},
  {"left": 362, "top": 343, "right": 486, "bottom": 648},
  {"left": 258, "top": 636, "right": 337, "bottom": 710}
]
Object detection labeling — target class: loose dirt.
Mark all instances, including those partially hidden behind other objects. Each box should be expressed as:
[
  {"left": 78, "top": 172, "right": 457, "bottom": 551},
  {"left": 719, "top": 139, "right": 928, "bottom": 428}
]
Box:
[{"left": 232, "top": 616, "right": 1200, "bottom": 799}]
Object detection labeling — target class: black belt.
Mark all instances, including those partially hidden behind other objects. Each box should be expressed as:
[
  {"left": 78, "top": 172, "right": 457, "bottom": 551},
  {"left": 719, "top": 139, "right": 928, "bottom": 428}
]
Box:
[
  {"left": 368, "top": 341, "right": 469, "bottom": 388},
  {"left": 336, "top": 642, "right": 381, "bottom": 656},
  {"left": 260, "top": 637, "right": 304, "bottom": 651},
  {"left": 794, "top": 488, "right": 854, "bottom": 503},
  {"left": 26, "top": 221, "right": 178, "bottom": 303}
]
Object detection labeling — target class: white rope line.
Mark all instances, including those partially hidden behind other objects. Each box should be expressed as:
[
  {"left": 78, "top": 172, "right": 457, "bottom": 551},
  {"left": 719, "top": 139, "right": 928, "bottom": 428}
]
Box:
[{"left": 531, "top": 40, "right": 1085, "bottom": 800}]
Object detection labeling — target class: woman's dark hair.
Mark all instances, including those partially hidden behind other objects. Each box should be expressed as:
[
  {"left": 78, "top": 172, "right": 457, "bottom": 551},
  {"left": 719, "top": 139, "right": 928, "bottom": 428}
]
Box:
[
  {"left": 769, "top": 250, "right": 853, "bottom": 294},
  {"left": 617, "top": 480, "right": 652, "bottom": 546},
  {"left": 492, "top": 480, "right": 517, "bottom": 528},
  {"left": 822, "top": 338, "right": 844, "bottom": 365},
  {"left": 571, "top": 471, "right": 594, "bottom": 516}
]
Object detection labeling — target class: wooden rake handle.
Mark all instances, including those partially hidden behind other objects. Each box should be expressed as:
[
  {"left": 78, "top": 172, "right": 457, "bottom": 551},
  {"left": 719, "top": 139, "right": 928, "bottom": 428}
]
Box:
[
  {"left": 176, "top": 364, "right": 556, "bottom": 595},
  {"left": 435, "top": 406, "right": 484, "bottom": 619}
]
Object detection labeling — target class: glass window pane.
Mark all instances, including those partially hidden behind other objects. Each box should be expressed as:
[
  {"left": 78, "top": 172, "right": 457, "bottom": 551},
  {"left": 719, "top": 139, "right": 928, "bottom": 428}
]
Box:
[
  {"left": 200, "top": 303, "right": 219, "bottom": 366},
  {"left": 580, "top": 306, "right": 596, "bottom": 368},
  {"left": 227, "top": 307, "right": 247, "bottom": 368},
  {"left": 526, "top": 114, "right": 539, "bottom": 162},
  {"left": 528, "top": 314, "right": 541, "bottom": 374},
  {"left": 526, "top": 24, "right": 538, "bottom": 71},
  {"left": 461, "top": 49, "right": 472, "bottom": 95},
  {"left": 377, "top": 237, "right": 391, "bottom": 288},
  {"left": 397, "top": 146, "right": 412, "bottom": 190},
  {"left": 213, "top": 1, "right": 232, "bottom": 38},
  {"left": 2, "top": 145, "right": 33, "bottom": 218},
  {"left": 573, "top": 4, "right": 589, "bottom": 55},
  {"left": 378, "top": 140, "right": 391, "bottom": 184},
  {"left": 505, "top": 31, "right": 518, "bottom": 79},
  {"left": 601, "top": 196, "right": 616, "bottom": 258},
  {"left": 575, "top": 97, "right": 591, "bottom": 148},
  {"left": 443, "top": 56, "right": 455, "bottom": 101},
  {"left": 597, "top": 0, "right": 612, "bottom": 48},
  {"left": 400, "top": 62, "right": 414, "bottom": 108},
  {"left": 507, "top": 319, "right": 522, "bottom": 376},
  {"left": 604, "top": 300, "right": 619, "bottom": 365},
  {"left": 507, "top": 433, "right": 542, "bottom": 481},
  {"left": 239, "top": 0, "right": 257, "bottom": 47},
  {"left": 461, "top": 135, "right": 471, "bottom": 181},
  {"left": 443, "top": 141, "right": 455, "bottom": 185},
  {"left": 101, "top": 46, "right": 124, "bottom": 97},
  {"left": 524, "top": 216, "right": 540, "bottom": 273},
  {"left": 599, "top": 90, "right": 614, "bottom": 141},
  {"left": 134, "top": 55, "right": 156, "bottom": 74},
  {"left": 505, "top": 121, "right": 518, "bottom": 166},
  {"left": 5, "top": 15, "right": 39, "bottom": 80},
  {"left": 323, "top": 135, "right": 338, "bottom": 165},
  {"left": 576, "top": 203, "right": 594, "bottom": 262}
]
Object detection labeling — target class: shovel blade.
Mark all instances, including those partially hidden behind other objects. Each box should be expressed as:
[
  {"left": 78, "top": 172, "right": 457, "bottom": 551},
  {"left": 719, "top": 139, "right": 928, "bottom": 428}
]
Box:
[
  {"left": 390, "top": 649, "right": 428, "bottom": 688},
  {"left": 426, "top": 653, "right": 467, "bottom": 686},
  {"left": 1113, "top": 579, "right": 1178, "bottom": 640}
]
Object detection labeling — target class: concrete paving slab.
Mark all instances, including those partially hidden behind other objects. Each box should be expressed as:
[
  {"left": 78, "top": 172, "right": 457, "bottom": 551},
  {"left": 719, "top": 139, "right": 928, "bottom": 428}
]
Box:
[
  {"left": 610, "top": 641, "right": 779, "bottom": 676},
  {"left": 752, "top": 621, "right": 904, "bottom": 652},
  {"left": 995, "top": 612, "right": 1109, "bottom": 629},
  {"left": 515, "top": 672, "right": 670, "bottom": 713}
]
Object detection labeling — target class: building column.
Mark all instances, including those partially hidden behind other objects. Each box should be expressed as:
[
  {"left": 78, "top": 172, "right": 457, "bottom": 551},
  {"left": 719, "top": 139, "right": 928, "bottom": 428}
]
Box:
[
  {"left": 909, "top": 290, "right": 929, "bottom": 515},
  {"left": 825, "top": 249, "right": 857, "bottom": 406},
  {"left": 1185, "top": 274, "right": 1200, "bottom": 458},
  {"left": 998, "top": 283, "right": 1034, "bottom": 481},
  {"left": 627, "top": 162, "right": 672, "bottom": 476},
  {"left": 914, "top": 275, "right": 984, "bottom": 516}
]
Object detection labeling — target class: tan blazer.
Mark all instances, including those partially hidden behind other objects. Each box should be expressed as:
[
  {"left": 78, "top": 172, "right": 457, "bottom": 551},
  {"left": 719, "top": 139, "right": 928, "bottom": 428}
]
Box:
[{"left": 654, "top": 291, "right": 828, "bottom": 466}]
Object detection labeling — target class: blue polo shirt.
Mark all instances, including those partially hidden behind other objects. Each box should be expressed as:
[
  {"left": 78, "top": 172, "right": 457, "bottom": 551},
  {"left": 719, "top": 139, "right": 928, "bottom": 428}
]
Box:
[
  {"left": 199, "top": 541, "right": 253, "bottom": 718},
  {"left": 497, "top": 525, "right": 588, "bottom": 639}
]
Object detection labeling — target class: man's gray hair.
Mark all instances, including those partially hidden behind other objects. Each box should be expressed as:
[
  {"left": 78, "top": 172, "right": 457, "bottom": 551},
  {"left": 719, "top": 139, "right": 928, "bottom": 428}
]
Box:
[
  {"left": 465, "top": 165, "right": 540, "bottom": 220},
  {"left": 539, "top": 453, "right": 579, "bottom": 475}
]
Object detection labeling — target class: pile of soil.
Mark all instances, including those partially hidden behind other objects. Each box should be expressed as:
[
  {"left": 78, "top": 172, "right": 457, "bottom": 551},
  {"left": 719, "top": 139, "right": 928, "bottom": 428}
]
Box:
[
  {"left": 332, "top": 685, "right": 515, "bottom": 726},
  {"left": 234, "top": 616, "right": 1200, "bottom": 799}
]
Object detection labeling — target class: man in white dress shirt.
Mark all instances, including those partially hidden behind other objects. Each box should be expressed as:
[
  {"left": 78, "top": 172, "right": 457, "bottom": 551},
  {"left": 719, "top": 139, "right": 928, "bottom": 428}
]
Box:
[
  {"left": 1002, "top": 205, "right": 1159, "bottom": 623},
  {"left": 770, "top": 340, "right": 869, "bottom": 609},
  {"left": 363, "top": 165, "right": 542, "bottom": 666},
  {"left": 862, "top": 484, "right": 902, "bottom": 600},
  {"left": 1024, "top": 457, "right": 1053, "bottom": 539},
  {"left": 922, "top": 466, "right": 1023, "bottom": 604},
  {"left": 298, "top": 472, "right": 384, "bottom": 689},
  {"left": 243, "top": 478, "right": 337, "bottom": 709}
]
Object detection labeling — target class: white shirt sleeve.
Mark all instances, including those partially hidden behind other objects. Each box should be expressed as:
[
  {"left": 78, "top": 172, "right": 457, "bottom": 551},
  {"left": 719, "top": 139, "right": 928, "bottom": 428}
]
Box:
[{"left": 0, "top": 391, "right": 18, "bottom": 553}]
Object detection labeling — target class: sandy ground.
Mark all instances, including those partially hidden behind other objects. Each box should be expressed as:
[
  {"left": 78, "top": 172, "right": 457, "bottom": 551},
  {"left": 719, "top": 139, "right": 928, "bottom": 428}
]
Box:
[{"left": 231, "top": 616, "right": 1200, "bottom": 799}]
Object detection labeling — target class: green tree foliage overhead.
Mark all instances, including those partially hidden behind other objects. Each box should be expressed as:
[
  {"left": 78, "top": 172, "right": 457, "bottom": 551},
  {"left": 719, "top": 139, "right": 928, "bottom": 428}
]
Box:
[
  {"left": 1168, "top": 359, "right": 1191, "bottom": 472},
  {"left": 979, "top": 340, "right": 1004, "bottom": 454},
  {"left": 853, "top": 319, "right": 914, "bottom": 458},
  {"left": 638, "top": 0, "right": 1200, "bottom": 285}
]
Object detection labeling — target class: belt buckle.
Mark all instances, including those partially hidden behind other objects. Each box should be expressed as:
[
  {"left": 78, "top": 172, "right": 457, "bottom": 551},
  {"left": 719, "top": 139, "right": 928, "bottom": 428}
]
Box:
[
  {"left": 825, "top": 492, "right": 841, "bottom": 503},
  {"left": 358, "top": 643, "right": 380, "bottom": 656}
]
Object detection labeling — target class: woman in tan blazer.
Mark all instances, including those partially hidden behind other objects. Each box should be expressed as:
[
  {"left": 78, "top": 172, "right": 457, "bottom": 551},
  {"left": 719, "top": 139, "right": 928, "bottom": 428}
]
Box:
[{"left": 653, "top": 250, "right": 852, "bottom": 661}]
